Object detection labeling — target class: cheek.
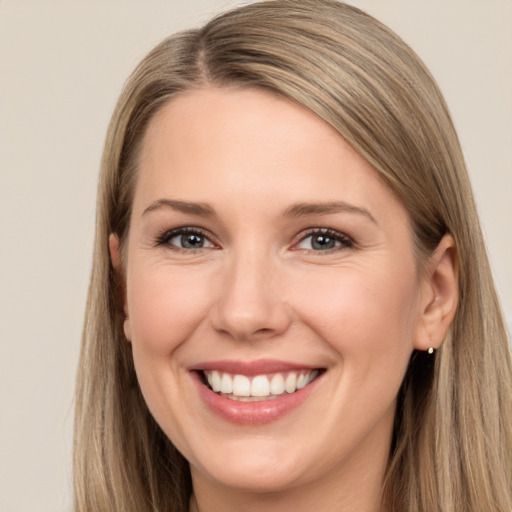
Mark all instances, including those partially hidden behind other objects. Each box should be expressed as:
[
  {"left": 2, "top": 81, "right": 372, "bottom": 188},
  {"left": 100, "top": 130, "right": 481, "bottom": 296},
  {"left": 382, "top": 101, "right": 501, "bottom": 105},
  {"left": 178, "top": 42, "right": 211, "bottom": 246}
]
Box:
[
  {"left": 292, "top": 262, "right": 420, "bottom": 358},
  {"left": 125, "top": 262, "right": 214, "bottom": 355},
  {"left": 124, "top": 262, "right": 216, "bottom": 444},
  {"left": 293, "top": 263, "right": 419, "bottom": 433}
]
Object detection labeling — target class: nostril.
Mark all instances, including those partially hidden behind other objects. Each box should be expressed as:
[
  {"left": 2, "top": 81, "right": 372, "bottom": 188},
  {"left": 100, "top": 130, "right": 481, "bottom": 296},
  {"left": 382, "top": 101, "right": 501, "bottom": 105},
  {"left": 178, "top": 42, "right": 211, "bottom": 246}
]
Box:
[{"left": 254, "top": 328, "right": 275, "bottom": 336}]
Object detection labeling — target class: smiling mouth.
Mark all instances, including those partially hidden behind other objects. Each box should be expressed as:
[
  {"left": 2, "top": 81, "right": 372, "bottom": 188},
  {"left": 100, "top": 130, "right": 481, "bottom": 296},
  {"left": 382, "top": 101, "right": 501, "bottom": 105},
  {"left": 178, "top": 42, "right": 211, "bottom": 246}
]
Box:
[{"left": 200, "top": 369, "right": 323, "bottom": 402}]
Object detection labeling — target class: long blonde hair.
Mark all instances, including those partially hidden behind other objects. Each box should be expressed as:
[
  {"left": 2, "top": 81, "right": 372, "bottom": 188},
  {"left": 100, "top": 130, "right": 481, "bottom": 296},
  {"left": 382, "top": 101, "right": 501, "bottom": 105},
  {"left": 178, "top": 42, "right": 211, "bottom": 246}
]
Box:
[{"left": 74, "top": 1, "right": 512, "bottom": 510}]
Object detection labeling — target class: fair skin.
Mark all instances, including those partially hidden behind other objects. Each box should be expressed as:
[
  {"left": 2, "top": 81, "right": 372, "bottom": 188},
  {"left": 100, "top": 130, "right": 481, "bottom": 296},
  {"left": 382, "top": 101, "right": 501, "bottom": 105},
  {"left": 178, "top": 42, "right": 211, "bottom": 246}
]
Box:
[{"left": 110, "top": 87, "right": 458, "bottom": 512}]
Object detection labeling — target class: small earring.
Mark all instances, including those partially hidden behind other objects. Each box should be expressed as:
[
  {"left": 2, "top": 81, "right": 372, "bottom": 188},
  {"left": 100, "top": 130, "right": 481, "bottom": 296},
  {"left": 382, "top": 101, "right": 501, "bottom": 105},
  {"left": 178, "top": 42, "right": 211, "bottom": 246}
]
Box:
[{"left": 426, "top": 334, "right": 435, "bottom": 355}]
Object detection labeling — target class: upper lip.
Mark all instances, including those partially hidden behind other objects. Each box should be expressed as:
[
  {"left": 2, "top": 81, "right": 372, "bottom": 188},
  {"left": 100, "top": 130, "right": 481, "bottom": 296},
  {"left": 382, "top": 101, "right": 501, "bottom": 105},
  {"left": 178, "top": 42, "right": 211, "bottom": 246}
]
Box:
[{"left": 189, "top": 359, "right": 321, "bottom": 376}]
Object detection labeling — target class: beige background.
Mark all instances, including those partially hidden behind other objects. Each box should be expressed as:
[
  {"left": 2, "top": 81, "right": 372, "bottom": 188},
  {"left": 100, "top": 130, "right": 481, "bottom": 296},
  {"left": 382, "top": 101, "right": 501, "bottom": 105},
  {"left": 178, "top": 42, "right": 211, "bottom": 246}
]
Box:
[{"left": 0, "top": 1, "right": 510, "bottom": 511}]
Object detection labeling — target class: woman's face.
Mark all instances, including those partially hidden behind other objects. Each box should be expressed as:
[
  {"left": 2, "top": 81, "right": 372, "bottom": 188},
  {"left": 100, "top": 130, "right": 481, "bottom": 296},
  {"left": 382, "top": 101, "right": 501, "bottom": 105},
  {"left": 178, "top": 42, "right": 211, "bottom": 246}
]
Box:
[{"left": 117, "top": 87, "right": 432, "bottom": 496}]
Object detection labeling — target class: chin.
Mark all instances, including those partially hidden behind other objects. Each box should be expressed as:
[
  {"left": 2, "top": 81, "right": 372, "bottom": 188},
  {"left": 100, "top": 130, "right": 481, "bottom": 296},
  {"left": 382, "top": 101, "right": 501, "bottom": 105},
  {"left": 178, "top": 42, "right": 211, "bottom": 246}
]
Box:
[{"left": 192, "top": 453, "right": 308, "bottom": 494}]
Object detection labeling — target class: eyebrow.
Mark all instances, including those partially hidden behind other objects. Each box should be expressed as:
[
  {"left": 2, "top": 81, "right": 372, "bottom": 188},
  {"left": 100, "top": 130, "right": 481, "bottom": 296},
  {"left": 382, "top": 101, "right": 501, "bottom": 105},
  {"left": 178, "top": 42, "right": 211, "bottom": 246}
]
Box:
[
  {"left": 283, "top": 201, "right": 377, "bottom": 224},
  {"left": 142, "top": 198, "right": 376, "bottom": 224},
  {"left": 142, "top": 199, "right": 215, "bottom": 217}
]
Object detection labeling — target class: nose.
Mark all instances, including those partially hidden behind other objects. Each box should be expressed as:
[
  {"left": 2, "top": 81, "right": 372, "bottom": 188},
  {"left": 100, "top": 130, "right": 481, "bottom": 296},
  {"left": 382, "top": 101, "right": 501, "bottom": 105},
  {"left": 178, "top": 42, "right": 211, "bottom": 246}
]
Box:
[{"left": 210, "top": 250, "right": 292, "bottom": 342}]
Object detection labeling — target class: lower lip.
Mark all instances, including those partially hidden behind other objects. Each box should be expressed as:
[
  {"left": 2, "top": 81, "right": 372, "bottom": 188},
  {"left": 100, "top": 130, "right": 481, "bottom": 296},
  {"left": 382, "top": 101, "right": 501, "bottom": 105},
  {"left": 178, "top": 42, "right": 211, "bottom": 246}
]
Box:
[{"left": 192, "top": 371, "right": 322, "bottom": 425}]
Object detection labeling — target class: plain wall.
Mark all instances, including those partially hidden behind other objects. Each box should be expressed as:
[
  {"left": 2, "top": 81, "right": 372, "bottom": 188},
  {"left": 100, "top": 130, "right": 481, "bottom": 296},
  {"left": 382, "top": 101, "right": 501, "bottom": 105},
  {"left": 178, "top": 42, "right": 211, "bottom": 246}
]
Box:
[{"left": 0, "top": 1, "right": 510, "bottom": 511}]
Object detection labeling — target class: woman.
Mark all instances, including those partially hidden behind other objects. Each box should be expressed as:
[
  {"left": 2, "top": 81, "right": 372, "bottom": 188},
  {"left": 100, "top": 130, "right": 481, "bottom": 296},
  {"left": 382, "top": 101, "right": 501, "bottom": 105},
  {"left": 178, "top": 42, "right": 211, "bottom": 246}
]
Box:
[{"left": 74, "top": 1, "right": 512, "bottom": 510}]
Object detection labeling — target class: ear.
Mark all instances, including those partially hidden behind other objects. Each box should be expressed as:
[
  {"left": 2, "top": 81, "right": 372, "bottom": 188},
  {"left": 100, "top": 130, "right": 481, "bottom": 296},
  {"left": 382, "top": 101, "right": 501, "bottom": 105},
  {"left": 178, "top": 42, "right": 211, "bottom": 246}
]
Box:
[
  {"left": 109, "top": 232, "right": 122, "bottom": 271},
  {"left": 109, "top": 233, "right": 132, "bottom": 342},
  {"left": 414, "top": 234, "right": 459, "bottom": 351}
]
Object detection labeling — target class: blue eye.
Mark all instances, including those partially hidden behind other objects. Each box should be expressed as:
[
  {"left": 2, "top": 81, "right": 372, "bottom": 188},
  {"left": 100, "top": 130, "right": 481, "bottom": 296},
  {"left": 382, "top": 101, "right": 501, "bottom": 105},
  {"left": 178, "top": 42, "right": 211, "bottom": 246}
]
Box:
[
  {"left": 296, "top": 229, "right": 352, "bottom": 251},
  {"left": 157, "top": 228, "right": 215, "bottom": 250}
]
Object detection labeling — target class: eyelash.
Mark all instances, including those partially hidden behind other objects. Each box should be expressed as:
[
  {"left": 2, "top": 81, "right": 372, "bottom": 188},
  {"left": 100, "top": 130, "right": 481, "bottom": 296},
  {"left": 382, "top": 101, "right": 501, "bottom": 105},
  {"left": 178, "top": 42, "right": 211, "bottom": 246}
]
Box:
[
  {"left": 155, "top": 227, "right": 216, "bottom": 252},
  {"left": 293, "top": 228, "right": 354, "bottom": 253},
  {"left": 154, "top": 227, "right": 354, "bottom": 253}
]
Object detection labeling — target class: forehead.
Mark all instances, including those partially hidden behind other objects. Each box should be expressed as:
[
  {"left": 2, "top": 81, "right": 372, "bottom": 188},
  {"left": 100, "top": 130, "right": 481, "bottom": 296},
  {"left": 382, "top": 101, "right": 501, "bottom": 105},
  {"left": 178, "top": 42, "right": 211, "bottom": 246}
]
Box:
[{"left": 133, "top": 86, "right": 406, "bottom": 224}]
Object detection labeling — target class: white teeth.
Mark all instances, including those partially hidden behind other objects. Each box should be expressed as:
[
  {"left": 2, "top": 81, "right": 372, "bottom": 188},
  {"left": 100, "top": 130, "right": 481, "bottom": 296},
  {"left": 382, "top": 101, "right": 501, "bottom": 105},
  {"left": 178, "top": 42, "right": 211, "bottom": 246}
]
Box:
[
  {"left": 295, "top": 370, "right": 318, "bottom": 389},
  {"left": 285, "top": 373, "right": 297, "bottom": 393},
  {"left": 296, "top": 373, "right": 307, "bottom": 390},
  {"left": 306, "top": 370, "right": 318, "bottom": 386},
  {"left": 208, "top": 370, "right": 221, "bottom": 392},
  {"left": 270, "top": 373, "right": 285, "bottom": 395},
  {"left": 251, "top": 375, "right": 270, "bottom": 397},
  {"left": 220, "top": 373, "right": 233, "bottom": 394},
  {"left": 203, "top": 369, "right": 320, "bottom": 399},
  {"left": 232, "top": 374, "right": 251, "bottom": 396}
]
